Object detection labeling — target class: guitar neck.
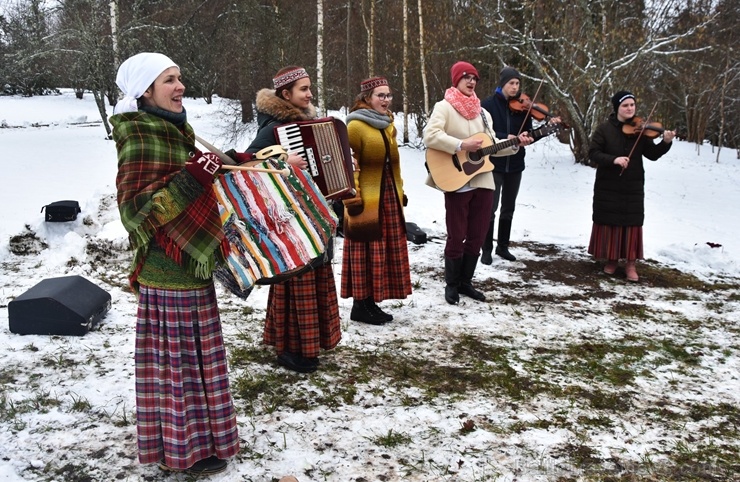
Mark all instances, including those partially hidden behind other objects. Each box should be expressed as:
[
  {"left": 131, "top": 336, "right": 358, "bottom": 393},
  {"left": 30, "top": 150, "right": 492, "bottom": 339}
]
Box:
[
  {"left": 531, "top": 123, "right": 560, "bottom": 142},
  {"left": 479, "top": 137, "right": 519, "bottom": 157}
]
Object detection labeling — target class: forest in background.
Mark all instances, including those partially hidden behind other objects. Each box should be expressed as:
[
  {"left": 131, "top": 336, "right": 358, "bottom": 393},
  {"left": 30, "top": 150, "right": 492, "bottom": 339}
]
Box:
[{"left": 1, "top": 0, "right": 738, "bottom": 163}]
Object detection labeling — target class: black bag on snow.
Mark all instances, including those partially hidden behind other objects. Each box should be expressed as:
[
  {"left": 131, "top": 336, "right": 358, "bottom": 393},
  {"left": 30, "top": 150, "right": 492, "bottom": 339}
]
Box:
[{"left": 41, "top": 200, "right": 81, "bottom": 222}]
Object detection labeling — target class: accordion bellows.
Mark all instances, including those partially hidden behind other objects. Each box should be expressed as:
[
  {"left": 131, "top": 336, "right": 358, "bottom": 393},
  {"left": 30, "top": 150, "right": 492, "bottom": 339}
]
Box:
[{"left": 212, "top": 159, "right": 337, "bottom": 297}]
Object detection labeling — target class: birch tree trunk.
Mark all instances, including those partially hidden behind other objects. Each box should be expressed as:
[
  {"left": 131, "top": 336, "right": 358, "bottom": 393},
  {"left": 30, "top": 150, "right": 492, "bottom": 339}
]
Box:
[
  {"left": 316, "top": 0, "right": 325, "bottom": 116},
  {"left": 346, "top": 0, "right": 352, "bottom": 112},
  {"left": 109, "top": 1, "right": 119, "bottom": 76},
  {"left": 716, "top": 51, "right": 729, "bottom": 163},
  {"left": 362, "top": 0, "right": 375, "bottom": 76},
  {"left": 402, "top": 0, "right": 409, "bottom": 143},
  {"left": 417, "top": 0, "right": 429, "bottom": 117}
]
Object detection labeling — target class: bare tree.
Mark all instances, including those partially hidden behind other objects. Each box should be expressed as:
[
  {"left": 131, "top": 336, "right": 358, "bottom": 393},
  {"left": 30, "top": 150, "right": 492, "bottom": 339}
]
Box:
[
  {"left": 475, "top": 0, "right": 715, "bottom": 163},
  {"left": 417, "top": 0, "right": 429, "bottom": 132},
  {"left": 402, "top": 0, "right": 409, "bottom": 143},
  {"left": 316, "top": 0, "right": 325, "bottom": 116}
]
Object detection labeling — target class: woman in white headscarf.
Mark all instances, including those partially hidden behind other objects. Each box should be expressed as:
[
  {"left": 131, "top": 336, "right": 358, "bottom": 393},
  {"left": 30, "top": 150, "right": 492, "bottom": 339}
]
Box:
[{"left": 110, "top": 52, "right": 239, "bottom": 475}]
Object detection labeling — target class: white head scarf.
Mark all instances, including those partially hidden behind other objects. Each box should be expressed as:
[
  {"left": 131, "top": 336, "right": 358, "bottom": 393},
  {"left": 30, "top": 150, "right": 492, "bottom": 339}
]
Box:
[{"left": 113, "top": 52, "right": 179, "bottom": 114}]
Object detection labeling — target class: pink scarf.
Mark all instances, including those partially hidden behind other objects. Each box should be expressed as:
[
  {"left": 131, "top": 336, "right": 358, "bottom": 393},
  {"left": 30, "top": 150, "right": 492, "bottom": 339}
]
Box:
[{"left": 444, "top": 87, "right": 481, "bottom": 120}]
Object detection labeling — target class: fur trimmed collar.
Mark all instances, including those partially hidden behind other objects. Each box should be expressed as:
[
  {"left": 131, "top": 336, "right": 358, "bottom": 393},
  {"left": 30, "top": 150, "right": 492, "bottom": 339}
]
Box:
[{"left": 255, "top": 88, "right": 317, "bottom": 123}]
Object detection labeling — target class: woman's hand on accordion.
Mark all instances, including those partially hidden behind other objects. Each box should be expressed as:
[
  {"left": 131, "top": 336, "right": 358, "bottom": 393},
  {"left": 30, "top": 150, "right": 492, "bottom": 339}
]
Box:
[{"left": 287, "top": 153, "right": 308, "bottom": 170}]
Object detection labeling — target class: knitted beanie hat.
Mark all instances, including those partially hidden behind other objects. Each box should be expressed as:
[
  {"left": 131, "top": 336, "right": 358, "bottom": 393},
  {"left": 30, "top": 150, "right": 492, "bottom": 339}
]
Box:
[
  {"left": 611, "top": 90, "right": 635, "bottom": 112},
  {"left": 360, "top": 77, "right": 389, "bottom": 93},
  {"left": 450, "top": 61, "right": 479, "bottom": 87},
  {"left": 498, "top": 66, "right": 521, "bottom": 88}
]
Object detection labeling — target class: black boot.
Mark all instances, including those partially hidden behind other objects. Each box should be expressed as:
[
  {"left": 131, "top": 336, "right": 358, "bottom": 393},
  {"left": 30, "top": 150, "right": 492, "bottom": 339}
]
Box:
[
  {"left": 351, "top": 298, "right": 387, "bottom": 325},
  {"left": 444, "top": 257, "right": 463, "bottom": 304},
  {"left": 481, "top": 220, "right": 495, "bottom": 265},
  {"left": 368, "top": 297, "right": 393, "bottom": 322},
  {"left": 458, "top": 253, "right": 486, "bottom": 301},
  {"left": 495, "top": 219, "right": 516, "bottom": 261}
]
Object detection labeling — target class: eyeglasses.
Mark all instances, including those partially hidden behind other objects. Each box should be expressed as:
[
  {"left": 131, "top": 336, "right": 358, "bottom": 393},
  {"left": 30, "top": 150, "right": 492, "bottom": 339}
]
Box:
[
  {"left": 373, "top": 93, "right": 393, "bottom": 100},
  {"left": 462, "top": 75, "right": 478, "bottom": 83}
]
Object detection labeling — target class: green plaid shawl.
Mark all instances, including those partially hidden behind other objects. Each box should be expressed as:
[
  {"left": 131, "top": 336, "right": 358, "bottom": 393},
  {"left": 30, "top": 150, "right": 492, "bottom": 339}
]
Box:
[{"left": 111, "top": 111, "right": 226, "bottom": 288}]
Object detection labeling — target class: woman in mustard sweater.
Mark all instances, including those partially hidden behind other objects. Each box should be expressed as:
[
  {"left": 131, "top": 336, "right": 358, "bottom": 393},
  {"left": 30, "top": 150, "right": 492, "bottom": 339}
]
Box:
[{"left": 341, "top": 77, "right": 411, "bottom": 325}]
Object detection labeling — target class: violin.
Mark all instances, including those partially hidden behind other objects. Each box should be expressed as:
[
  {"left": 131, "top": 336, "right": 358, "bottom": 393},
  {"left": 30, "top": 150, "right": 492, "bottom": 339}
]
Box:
[
  {"left": 622, "top": 116, "right": 665, "bottom": 138},
  {"left": 508, "top": 93, "right": 569, "bottom": 128},
  {"left": 508, "top": 93, "right": 550, "bottom": 121}
]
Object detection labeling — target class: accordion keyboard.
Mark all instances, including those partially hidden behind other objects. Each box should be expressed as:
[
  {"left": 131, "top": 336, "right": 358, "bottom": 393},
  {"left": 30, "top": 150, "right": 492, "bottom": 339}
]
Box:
[{"left": 274, "top": 118, "right": 356, "bottom": 200}]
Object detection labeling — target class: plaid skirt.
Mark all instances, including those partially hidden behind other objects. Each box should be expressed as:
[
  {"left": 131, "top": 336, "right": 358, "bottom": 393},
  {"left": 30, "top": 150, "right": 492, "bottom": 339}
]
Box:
[
  {"left": 340, "top": 174, "right": 412, "bottom": 301},
  {"left": 264, "top": 263, "right": 341, "bottom": 358},
  {"left": 135, "top": 284, "right": 239, "bottom": 468},
  {"left": 588, "top": 223, "right": 644, "bottom": 261}
]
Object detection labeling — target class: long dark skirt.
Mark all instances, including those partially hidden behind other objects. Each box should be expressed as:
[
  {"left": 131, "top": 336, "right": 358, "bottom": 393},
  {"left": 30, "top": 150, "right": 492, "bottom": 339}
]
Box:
[
  {"left": 264, "top": 263, "right": 342, "bottom": 358},
  {"left": 341, "top": 174, "right": 412, "bottom": 301},
  {"left": 588, "top": 223, "right": 644, "bottom": 261},
  {"left": 135, "top": 284, "right": 240, "bottom": 469}
]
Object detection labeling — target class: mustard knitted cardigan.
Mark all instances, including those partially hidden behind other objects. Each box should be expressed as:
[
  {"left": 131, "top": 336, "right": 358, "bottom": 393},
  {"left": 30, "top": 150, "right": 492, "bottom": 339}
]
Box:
[{"left": 344, "top": 117, "right": 405, "bottom": 241}]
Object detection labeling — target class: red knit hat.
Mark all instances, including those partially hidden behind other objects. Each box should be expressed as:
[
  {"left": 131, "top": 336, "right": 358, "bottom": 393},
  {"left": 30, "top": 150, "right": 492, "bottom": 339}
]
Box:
[
  {"left": 360, "top": 76, "right": 389, "bottom": 93},
  {"left": 450, "top": 61, "right": 479, "bottom": 87}
]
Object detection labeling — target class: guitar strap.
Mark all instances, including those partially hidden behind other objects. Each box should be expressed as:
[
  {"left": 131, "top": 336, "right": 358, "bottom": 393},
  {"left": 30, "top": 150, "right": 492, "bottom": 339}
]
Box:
[{"left": 480, "top": 112, "right": 495, "bottom": 141}]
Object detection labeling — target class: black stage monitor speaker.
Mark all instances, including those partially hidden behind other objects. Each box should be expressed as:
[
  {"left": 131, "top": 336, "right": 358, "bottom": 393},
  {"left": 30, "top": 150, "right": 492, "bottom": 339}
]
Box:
[{"left": 8, "top": 275, "right": 111, "bottom": 336}]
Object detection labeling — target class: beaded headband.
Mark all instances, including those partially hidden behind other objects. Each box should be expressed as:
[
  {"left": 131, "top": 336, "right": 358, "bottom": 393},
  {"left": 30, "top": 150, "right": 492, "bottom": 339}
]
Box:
[
  {"left": 360, "top": 77, "right": 389, "bottom": 93},
  {"left": 273, "top": 68, "right": 309, "bottom": 90}
]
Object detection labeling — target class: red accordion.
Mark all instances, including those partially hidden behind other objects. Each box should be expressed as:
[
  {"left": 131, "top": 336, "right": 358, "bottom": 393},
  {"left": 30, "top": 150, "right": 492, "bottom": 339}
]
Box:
[{"left": 274, "top": 117, "right": 356, "bottom": 200}]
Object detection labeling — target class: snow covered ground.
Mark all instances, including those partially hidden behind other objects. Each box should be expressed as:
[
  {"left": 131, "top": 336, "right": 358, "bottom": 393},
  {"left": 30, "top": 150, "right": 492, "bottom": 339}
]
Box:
[{"left": 0, "top": 90, "right": 738, "bottom": 481}]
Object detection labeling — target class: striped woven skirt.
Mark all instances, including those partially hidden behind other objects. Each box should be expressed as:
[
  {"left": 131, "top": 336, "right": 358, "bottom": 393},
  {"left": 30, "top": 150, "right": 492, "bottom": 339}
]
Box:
[
  {"left": 135, "top": 284, "right": 240, "bottom": 468},
  {"left": 264, "top": 263, "right": 342, "bottom": 358},
  {"left": 587, "top": 223, "right": 644, "bottom": 261},
  {"left": 340, "top": 174, "right": 412, "bottom": 301}
]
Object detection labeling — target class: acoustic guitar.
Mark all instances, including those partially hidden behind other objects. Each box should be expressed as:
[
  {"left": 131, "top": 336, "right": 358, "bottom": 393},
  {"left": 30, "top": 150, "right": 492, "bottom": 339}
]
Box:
[{"left": 425, "top": 123, "right": 561, "bottom": 192}]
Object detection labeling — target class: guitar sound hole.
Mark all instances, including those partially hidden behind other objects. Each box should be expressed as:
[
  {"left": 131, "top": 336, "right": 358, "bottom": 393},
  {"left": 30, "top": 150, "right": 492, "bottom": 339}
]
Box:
[{"left": 468, "top": 152, "right": 480, "bottom": 163}]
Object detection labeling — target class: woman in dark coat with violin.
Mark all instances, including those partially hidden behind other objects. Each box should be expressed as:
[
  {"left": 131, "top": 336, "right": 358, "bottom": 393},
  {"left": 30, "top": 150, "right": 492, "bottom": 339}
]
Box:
[{"left": 588, "top": 91, "right": 675, "bottom": 282}]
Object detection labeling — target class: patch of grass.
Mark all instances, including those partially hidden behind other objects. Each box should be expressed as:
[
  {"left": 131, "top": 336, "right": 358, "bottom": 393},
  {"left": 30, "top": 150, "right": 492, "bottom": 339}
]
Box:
[
  {"left": 366, "top": 428, "right": 412, "bottom": 448},
  {"left": 658, "top": 339, "right": 702, "bottom": 366},
  {"left": 552, "top": 441, "right": 602, "bottom": 467},
  {"left": 663, "top": 439, "right": 740, "bottom": 481},
  {"left": 687, "top": 401, "right": 740, "bottom": 437},
  {"left": 8, "top": 225, "right": 48, "bottom": 255},
  {"left": 612, "top": 302, "right": 652, "bottom": 320},
  {"left": 0, "top": 369, "right": 16, "bottom": 385},
  {"left": 561, "top": 385, "right": 634, "bottom": 412}
]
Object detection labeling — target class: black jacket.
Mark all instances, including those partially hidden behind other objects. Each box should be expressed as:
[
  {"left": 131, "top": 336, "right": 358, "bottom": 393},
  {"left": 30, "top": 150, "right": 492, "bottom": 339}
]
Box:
[
  {"left": 481, "top": 89, "right": 533, "bottom": 173},
  {"left": 589, "top": 114, "right": 671, "bottom": 226}
]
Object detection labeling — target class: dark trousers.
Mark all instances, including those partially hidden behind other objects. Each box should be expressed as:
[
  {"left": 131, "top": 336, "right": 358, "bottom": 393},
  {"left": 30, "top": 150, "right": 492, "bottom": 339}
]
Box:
[
  {"left": 444, "top": 188, "right": 494, "bottom": 259},
  {"left": 484, "top": 171, "right": 522, "bottom": 252}
]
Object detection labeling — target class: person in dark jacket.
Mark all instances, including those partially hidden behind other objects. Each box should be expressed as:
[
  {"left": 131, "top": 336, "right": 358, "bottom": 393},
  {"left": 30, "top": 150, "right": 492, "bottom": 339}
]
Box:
[
  {"left": 245, "top": 66, "right": 342, "bottom": 373},
  {"left": 480, "top": 66, "right": 558, "bottom": 263},
  {"left": 588, "top": 90, "right": 675, "bottom": 282}
]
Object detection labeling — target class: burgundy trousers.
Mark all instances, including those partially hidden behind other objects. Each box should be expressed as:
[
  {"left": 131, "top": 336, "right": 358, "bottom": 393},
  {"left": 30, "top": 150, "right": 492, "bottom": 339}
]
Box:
[{"left": 443, "top": 188, "right": 494, "bottom": 259}]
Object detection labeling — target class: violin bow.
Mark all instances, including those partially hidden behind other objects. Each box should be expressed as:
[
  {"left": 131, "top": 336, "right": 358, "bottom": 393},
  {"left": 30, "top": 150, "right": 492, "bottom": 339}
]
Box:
[
  {"left": 516, "top": 79, "right": 544, "bottom": 137},
  {"left": 621, "top": 102, "right": 657, "bottom": 176}
]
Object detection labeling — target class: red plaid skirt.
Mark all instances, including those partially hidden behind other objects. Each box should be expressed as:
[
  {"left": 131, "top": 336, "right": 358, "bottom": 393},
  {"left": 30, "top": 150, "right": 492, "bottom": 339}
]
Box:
[
  {"left": 588, "top": 223, "right": 644, "bottom": 261},
  {"left": 264, "top": 263, "right": 341, "bottom": 358},
  {"left": 340, "top": 174, "right": 412, "bottom": 301},
  {"left": 135, "top": 284, "right": 239, "bottom": 468}
]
